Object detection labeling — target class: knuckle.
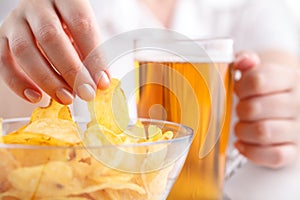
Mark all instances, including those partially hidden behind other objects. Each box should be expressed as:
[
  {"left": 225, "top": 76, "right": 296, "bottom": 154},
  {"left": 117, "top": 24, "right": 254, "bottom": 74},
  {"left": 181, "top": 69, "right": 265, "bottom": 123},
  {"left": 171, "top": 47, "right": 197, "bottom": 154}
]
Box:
[
  {"left": 234, "top": 122, "right": 244, "bottom": 138},
  {"left": 237, "top": 100, "right": 260, "bottom": 120},
  {"left": 10, "top": 36, "right": 30, "bottom": 56},
  {"left": 70, "top": 17, "right": 93, "bottom": 34},
  {"left": 61, "top": 65, "right": 82, "bottom": 79},
  {"left": 247, "top": 72, "right": 264, "bottom": 92},
  {"left": 38, "top": 73, "right": 53, "bottom": 87},
  {"left": 234, "top": 123, "right": 241, "bottom": 136},
  {"left": 234, "top": 83, "right": 243, "bottom": 98},
  {"left": 84, "top": 51, "right": 107, "bottom": 71},
  {"left": 253, "top": 121, "right": 270, "bottom": 144},
  {"left": 36, "top": 23, "right": 62, "bottom": 44},
  {"left": 236, "top": 103, "right": 246, "bottom": 118}
]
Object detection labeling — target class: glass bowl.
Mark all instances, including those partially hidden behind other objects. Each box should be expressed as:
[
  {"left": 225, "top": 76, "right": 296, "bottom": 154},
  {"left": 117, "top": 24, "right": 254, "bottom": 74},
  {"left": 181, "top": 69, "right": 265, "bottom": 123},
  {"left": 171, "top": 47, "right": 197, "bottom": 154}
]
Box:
[{"left": 0, "top": 118, "right": 193, "bottom": 200}]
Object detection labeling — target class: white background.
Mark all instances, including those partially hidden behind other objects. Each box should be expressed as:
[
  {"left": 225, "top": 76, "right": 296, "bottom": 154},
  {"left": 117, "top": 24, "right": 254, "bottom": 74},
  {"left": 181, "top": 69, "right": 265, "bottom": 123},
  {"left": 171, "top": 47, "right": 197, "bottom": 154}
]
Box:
[{"left": 285, "top": 0, "right": 300, "bottom": 24}]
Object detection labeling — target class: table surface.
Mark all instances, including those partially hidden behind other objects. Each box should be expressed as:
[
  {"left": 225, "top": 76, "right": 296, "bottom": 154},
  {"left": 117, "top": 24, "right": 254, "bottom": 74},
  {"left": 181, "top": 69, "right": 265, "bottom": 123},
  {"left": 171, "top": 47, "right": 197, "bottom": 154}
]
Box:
[{"left": 224, "top": 157, "right": 300, "bottom": 200}]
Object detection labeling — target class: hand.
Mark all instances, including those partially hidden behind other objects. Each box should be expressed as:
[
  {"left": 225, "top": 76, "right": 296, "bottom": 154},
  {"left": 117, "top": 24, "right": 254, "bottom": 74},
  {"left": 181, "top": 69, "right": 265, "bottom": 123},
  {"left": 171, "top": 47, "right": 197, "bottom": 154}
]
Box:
[
  {"left": 0, "top": 0, "right": 110, "bottom": 105},
  {"left": 233, "top": 51, "right": 300, "bottom": 168}
]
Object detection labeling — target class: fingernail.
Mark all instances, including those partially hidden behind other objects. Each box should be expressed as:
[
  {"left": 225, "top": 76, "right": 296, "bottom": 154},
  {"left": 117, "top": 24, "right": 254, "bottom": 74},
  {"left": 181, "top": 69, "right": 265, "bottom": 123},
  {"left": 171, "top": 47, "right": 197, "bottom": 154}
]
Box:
[
  {"left": 56, "top": 88, "right": 74, "bottom": 105},
  {"left": 240, "top": 58, "right": 254, "bottom": 69},
  {"left": 234, "top": 54, "right": 253, "bottom": 70},
  {"left": 24, "top": 89, "right": 42, "bottom": 103},
  {"left": 77, "top": 84, "right": 95, "bottom": 101},
  {"left": 236, "top": 54, "right": 259, "bottom": 71},
  {"left": 235, "top": 54, "right": 249, "bottom": 62},
  {"left": 96, "top": 71, "right": 110, "bottom": 89}
]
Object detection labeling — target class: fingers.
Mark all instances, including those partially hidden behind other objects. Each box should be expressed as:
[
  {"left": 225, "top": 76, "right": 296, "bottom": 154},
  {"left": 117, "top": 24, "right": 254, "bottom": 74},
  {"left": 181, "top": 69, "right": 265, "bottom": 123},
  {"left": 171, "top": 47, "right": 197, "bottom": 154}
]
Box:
[
  {"left": 24, "top": 0, "right": 96, "bottom": 101},
  {"left": 2, "top": 10, "right": 75, "bottom": 104},
  {"left": 0, "top": 36, "right": 42, "bottom": 103},
  {"left": 233, "top": 51, "right": 260, "bottom": 71},
  {"left": 235, "top": 120, "right": 300, "bottom": 145},
  {"left": 54, "top": 0, "right": 100, "bottom": 59},
  {"left": 235, "top": 142, "right": 298, "bottom": 169},
  {"left": 0, "top": 0, "right": 110, "bottom": 104},
  {"left": 54, "top": 0, "right": 110, "bottom": 88},
  {"left": 233, "top": 51, "right": 300, "bottom": 168},
  {"left": 83, "top": 48, "right": 110, "bottom": 89},
  {"left": 235, "top": 64, "right": 299, "bottom": 99},
  {"left": 234, "top": 51, "right": 300, "bottom": 121},
  {"left": 235, "top": 90, "right": 300, "bottom": 168},
  {"left": 234, "top": 51, "right": 299, "bottom": 99},
  {"left": 236, "top": 92, "right": 300, "bottom": 121}
]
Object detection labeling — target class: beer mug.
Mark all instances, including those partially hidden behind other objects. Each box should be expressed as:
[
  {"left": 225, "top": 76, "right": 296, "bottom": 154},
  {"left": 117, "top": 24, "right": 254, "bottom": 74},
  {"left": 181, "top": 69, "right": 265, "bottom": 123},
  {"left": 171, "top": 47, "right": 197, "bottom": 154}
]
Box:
[{"left": 134, "top": 37, "right": 234, "bottom": 199}]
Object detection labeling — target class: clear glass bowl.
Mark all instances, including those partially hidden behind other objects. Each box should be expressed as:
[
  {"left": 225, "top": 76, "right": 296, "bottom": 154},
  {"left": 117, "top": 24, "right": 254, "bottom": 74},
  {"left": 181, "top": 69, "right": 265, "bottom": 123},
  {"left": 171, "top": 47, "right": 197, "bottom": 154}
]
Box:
[{"left": 0, "top": 118, "right": 193, "bottom": 200}]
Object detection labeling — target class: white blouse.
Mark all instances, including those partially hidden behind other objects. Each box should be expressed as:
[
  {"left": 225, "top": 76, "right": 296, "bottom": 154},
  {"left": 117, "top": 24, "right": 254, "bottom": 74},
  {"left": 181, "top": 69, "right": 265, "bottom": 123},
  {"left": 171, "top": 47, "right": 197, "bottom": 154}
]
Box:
[{"left": 90, "top": 0, "right": 299, "bottom": 53}]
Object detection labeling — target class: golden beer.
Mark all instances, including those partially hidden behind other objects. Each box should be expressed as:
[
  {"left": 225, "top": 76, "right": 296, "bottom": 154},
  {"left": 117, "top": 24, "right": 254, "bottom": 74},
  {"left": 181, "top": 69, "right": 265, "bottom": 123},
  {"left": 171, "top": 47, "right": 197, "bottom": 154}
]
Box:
[{"left": 135, "top": 59, "right": 234, "bottom": 199}]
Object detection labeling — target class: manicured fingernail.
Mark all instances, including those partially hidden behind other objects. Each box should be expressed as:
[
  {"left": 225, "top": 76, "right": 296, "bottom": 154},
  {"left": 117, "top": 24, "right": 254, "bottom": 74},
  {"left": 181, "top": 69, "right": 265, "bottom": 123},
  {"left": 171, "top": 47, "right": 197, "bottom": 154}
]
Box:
[
  {"left": 96, "top": 71, "right": 110, "bottom": 89},
  {"left": 24, "top": 89, "right": 41, "bottom": 103},
  {"left": 77, "top": 84, "right": 95, "bottom": 101},
  {"left": 56, "top": 88, "right": 74, "bottom": 105}
]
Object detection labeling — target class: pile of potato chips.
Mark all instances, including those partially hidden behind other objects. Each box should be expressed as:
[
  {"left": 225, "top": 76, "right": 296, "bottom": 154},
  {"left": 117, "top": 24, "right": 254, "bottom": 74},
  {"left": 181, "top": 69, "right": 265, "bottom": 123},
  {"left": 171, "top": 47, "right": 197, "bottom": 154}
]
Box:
[{"left": 0, "top": 79, "right": 176, "bottom": 200}]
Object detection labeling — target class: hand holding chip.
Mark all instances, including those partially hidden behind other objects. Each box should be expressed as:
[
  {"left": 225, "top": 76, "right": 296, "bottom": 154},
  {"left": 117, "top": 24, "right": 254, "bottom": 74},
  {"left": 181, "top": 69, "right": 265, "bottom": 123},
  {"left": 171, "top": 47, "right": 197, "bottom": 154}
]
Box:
[{"left": 0, "top": 0, "right": 110, "bottom": 105}]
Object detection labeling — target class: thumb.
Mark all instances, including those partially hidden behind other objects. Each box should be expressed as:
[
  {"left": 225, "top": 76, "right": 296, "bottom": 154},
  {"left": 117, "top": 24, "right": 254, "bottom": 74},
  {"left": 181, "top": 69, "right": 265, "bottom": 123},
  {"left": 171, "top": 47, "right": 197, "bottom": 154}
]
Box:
[{"left": 233, "top": 51, "right": 261, "bottom": 71}]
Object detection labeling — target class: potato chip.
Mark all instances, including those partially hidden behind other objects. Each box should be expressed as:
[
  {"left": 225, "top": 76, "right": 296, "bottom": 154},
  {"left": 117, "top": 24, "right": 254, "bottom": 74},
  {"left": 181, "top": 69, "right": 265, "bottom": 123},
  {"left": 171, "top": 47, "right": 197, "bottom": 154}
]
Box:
[
  {"left": 89, "top": 190, "right": 114, "bottom": 200},
  {"left": 40, "top": 197, "right": 90, "bottom": 200},
  {"left": 23, "top": 118, "right": 81, "bottom": 144},
  {"left": 30, "top": 99, "right": 72, "bottom": 122},
  {"left": 82, "top": 79, "right": 175, "bottom": 173},
  {"left": 71, "top": 181, "right": 146, "bottom": 195},
  {"left": 142, "top": 165, "right": 173, "bottom": 199},
  {"left": 88, "top": 78, "right": 130, "bottom": 134},
  {"left": 7, "top": 147, "right": 76, "bottom": 167},
  {"left": 0, "top": 188, "right": 31, "bottom": 199},
  {"left": 2, "top": 99, "right": 81, "bottom": 146},
  {"left": 124, "top": 120, "right": 146, "bottom": 141},
  {"left": 0, "top": 189, "right": 92, "bottom": 200},
  {"left": 2, "top": 131, "right": 75, "bottom": 146},
  {"left": 89, "top": 164, "right": 133, "bottom": 183},
  {"left": 8, "top": 161, "right": 81, "bottom": 198},
  {"left": 84, "top": 124, "right": 124, "bottom": 146},
  {"left": 0, "top": 150, "right": 19, "bottom": 193},
  {"left": 104, "top": 188, "right": 146, "bottom": 200}
]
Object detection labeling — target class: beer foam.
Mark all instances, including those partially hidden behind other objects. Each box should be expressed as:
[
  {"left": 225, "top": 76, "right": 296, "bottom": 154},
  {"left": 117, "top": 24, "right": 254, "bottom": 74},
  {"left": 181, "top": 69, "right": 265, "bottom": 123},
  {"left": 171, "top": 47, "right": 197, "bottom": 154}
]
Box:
[
  {"left": 135, "top": 38, "right": 234, "bottom": 63},
  {"left": 135, "top": 52, "right": 233, "bottom": 63}
]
